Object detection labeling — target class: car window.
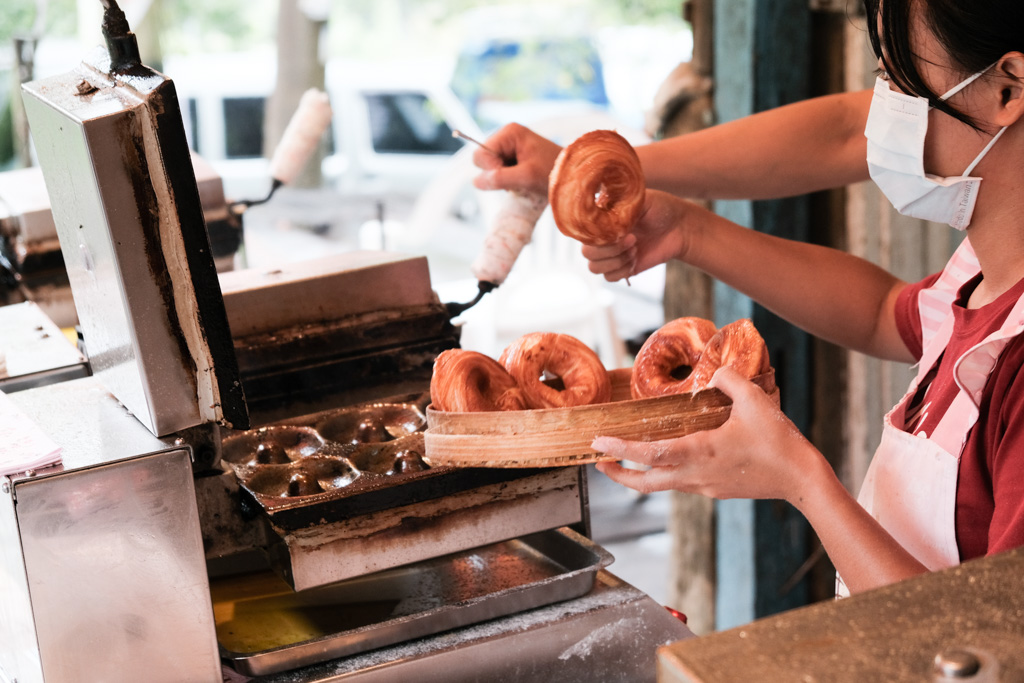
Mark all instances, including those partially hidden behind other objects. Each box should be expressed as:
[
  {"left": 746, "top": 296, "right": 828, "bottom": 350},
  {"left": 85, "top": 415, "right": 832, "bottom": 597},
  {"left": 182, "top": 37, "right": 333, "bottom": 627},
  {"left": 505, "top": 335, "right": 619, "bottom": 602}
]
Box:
[
  {"left": 364, "top": 92, "right": 462, "bottom": 155},
  {"left": 451, "top": 37, "right": 609, "bottom": 122},
  {"left": 223, "top": 96, "right": 265, "bottom": 158},
  {"left": 324, "top": 120, "right": 336, "bottom": 156},
  {"left": 186, "top": 98, "right": 200, "bottom": 153}
]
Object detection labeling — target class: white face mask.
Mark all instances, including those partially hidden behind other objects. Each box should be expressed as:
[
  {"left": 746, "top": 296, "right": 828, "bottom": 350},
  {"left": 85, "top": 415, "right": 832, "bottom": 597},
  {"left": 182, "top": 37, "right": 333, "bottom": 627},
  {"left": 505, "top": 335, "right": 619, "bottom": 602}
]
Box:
[{"left": 865, "top": 66, "right": 1006, "bottom": 231}]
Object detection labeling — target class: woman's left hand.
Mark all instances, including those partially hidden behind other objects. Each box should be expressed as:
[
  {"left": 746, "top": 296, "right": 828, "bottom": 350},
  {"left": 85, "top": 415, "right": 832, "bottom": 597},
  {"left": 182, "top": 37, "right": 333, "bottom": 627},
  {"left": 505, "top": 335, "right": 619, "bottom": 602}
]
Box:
[{"left": 593, "top": 366, "right": 824, "bottom": 505}]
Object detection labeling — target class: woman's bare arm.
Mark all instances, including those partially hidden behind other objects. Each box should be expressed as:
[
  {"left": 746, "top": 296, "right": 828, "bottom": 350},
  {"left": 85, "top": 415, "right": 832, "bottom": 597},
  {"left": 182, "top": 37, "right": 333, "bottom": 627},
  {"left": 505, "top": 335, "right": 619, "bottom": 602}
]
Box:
[{"left": 636, "top": 90, "right": 874, "bottom": 200}]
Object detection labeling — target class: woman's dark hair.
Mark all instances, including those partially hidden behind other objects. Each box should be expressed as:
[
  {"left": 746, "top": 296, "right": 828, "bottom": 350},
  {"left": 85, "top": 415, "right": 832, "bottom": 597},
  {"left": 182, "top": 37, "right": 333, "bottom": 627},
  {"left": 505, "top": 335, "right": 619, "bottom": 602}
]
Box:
[{"left": 864, "top": 0, "right": 1022, "bottom": 128}]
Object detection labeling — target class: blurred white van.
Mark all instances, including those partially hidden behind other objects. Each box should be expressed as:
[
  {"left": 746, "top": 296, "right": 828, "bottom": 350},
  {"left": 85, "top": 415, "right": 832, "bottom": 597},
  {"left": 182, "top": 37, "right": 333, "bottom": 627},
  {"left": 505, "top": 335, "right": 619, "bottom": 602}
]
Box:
[{"left": 164, "top": 52, "right": 485, "bottom": 204}]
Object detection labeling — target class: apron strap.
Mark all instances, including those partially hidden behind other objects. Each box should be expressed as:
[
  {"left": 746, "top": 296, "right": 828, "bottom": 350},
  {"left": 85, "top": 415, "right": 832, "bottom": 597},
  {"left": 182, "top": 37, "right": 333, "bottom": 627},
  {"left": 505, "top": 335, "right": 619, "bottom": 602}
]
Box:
[{"left": 955, "top": 292, "right": 1024, "bottom": 406}]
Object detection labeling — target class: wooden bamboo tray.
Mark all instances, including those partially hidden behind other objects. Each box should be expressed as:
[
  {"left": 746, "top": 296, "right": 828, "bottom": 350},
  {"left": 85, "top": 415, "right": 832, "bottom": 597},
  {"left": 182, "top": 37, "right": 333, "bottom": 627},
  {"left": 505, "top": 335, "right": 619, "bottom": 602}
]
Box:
[{"left": 424, "top": 368, "right": 778, "bottom": 468}]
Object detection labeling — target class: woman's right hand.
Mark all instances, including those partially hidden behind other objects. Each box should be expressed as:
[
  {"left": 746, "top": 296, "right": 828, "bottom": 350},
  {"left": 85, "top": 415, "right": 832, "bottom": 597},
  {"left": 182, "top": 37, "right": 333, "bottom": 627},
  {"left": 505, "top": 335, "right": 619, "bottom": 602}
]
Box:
[
  {"left": 471, "top": 123, "right": 563, "bottom": 198},
  {"left": 582, "top": 189, "right": 700, "bottom": 282}
]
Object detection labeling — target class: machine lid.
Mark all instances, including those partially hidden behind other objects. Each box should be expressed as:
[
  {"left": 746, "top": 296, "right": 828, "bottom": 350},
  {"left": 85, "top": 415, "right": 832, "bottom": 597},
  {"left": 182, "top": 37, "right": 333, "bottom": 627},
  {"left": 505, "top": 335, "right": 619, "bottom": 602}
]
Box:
[{"left": 21, "top": 47, "right": 249, "bottom": 435}]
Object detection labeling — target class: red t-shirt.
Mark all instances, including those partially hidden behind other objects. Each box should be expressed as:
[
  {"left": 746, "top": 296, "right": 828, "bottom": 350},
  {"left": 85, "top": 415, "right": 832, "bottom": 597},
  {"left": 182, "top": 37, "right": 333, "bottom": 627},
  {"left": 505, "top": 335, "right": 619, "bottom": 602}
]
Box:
[{"left": 895, "top": 272, "right": 1024, "bottom": 561}]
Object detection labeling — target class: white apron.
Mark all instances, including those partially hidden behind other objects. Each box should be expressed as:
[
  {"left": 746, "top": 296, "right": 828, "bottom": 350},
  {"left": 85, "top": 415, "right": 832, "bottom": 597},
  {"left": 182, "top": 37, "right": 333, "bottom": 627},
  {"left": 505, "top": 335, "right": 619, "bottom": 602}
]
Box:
[{"left": 837, "top": 239, "right": 1024, "bottom": 596}]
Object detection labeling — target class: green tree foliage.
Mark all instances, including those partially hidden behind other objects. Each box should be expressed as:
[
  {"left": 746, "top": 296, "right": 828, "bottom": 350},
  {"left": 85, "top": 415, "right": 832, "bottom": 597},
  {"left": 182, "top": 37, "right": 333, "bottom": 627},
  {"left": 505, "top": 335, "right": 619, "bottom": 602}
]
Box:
[
  {"left": 160, "top": 0, "right": 276, "bottom": 54},
  {"left": 1, "top": 0, "right": 77, "bottom": 44},
  {"left": 327, "top": 0, "right": 687, "bottom": 61}
]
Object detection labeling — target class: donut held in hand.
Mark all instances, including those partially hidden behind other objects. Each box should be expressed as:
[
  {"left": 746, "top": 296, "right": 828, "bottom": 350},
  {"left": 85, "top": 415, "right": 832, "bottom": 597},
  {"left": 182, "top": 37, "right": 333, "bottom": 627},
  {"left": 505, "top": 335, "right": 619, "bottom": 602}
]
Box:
[
  {"left": 548, "top": 129, "right": 645, "bottom": 246},
  {"left": 500, "top": 332, "right": 612, "bottom": 409},
  {"left": 430, "top": 349, "right": 527, "bottom": 412},
  {"left": 630, "top": 317, "right": 718, "bottom": 398}
]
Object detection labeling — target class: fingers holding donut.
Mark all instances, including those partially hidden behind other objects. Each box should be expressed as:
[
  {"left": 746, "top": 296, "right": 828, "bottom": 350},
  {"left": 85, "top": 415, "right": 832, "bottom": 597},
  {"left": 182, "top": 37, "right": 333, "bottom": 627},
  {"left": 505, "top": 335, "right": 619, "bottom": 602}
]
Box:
[
  {"left": 581, "top": 233, "right": 637, "bottom": 282},
  {"left": 500, "top": 332, "right": 612, "bottom": 409},
  {"left": 578, "top": 189, "right": 697, "bottom": 284}
]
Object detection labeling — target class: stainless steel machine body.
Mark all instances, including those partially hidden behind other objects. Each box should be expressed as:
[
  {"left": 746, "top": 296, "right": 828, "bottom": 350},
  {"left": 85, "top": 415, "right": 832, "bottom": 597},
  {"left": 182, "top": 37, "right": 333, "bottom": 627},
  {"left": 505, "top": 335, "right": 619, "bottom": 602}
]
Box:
[
  {"left": 0, "top": 379, "right": 220, "bottom": 683},
  {"left": 20, "top": 47, "right": 247, "bottom": 437}
]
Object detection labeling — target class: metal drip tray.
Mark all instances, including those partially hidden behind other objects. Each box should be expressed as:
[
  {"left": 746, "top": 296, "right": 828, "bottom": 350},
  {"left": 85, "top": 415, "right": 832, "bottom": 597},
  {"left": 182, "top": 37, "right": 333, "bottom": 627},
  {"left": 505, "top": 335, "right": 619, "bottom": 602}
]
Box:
[{"left": 214, "top": 527, "right": 612, "bottom": 677}]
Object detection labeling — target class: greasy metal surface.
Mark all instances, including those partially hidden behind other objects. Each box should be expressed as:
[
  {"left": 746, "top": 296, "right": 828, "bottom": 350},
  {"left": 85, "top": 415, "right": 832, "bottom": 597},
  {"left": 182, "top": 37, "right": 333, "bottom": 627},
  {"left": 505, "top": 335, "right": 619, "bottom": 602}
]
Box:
[
  {"left": 219, "top": 253, "right": 457, "bottom": 423},
  {"left": 194, "top": 470, "right": 274, "bottom": 561},
  {"left": 219, "top": 527, "right": 613, "bottom": 676},
  {"left": 270, "top": 466, "right": 584, "bottom": 590},
  {"left": 657, "top": 547, "right": 1024, "bottom": 682},
  {"left": 315, "top": 403, "right": 425, "bottom": 444},
  {"left": 215, "top": 390, "right": 586, "bottom": 589},
  {"left": 243, "top": 456, "right": 363, "bottom": 498},
  {"left": 222, "top": 571, "right": 694, "bottom": 683},
  {"left": 0, "top": 302, "right": 88, "bottom": 392},
  {"left": 218, "top": 252, "right": 440, "bottom": 338},
  {"left": 232, "top": 304, "right": 457, "bottom": 422},
  {"left": 22, "top": 48, "right": 247, "bottom": 436},
  {"left": 12, "top": 449, "right": 222, "bottom": 683},
  {"left": 225, "top": 426, "right": 328, "bottom": 467},
  {"left": 225, "top": 403, "right": 429, "bottom": 504},
  {"left": 225, "top": 396, "right": 552, "bottom": 527}
]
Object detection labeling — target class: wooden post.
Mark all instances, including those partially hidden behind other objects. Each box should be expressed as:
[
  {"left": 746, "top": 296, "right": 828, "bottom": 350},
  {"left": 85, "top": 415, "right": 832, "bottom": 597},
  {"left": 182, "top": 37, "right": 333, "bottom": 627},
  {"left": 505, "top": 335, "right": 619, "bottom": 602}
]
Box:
[
  {"left": 712, "top": 0, "right": 813, "bottom": 629},
  {"left": 11, "top": 36, "right": 37, "bottom": 170},
  {"left": 264, "top": 0, "right": 327, "bottom": 189},
  {"left": 656, "top": 0, "right": 719, "bottom": 636}
]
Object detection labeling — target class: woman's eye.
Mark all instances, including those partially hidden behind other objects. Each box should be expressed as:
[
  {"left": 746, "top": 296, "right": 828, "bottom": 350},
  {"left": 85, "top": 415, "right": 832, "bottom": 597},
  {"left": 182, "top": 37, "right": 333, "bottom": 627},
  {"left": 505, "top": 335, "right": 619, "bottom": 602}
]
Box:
[{"left": 874, "top": 67, "right": 890, "bottom": 81}]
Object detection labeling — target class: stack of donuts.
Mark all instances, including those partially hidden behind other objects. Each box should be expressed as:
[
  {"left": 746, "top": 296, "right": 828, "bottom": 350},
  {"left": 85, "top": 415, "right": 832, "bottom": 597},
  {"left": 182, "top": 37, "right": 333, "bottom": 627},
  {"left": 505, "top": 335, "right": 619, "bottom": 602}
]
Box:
[
  {"left": 430, "top": 332, "right": 612, "bottom": 413},
  {"left": 429, "top": 318, "right": 770, "bottom": 413}
]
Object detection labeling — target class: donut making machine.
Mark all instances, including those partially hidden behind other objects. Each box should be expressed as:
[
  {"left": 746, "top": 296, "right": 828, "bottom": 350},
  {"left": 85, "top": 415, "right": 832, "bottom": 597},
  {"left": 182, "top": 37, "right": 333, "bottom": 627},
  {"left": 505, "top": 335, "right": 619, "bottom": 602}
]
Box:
[{"left": 0, "top": 9, "right": 691, "bottom": 683}]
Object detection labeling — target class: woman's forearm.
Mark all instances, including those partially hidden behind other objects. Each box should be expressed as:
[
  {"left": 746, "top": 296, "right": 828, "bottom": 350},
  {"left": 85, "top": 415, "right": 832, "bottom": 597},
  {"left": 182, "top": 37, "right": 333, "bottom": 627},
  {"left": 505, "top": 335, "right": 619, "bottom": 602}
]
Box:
[
  {"left": 637, "top": 90, "right": 873, "bottom": 200},
  {"left": 679, "top": 205, "right": 911, "bottom": 361},
  {"left": 793, "top": 458, "right": 930, "bottom": 593}
]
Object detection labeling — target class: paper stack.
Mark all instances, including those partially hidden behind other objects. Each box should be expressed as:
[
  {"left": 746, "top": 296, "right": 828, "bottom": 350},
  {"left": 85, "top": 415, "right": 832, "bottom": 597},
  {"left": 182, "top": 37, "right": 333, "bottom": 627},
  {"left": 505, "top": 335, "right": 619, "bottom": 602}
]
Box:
[{"left": 0, "top": 389, "right": 62, "bottom": 476}]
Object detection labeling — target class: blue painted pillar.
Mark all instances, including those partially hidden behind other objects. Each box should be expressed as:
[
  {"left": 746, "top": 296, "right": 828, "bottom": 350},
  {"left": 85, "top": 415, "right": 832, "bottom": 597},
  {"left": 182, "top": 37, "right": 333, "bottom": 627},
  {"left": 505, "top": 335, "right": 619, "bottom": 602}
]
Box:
[{"left": 712, "top": 0, "right": 813, "bottom": 629}]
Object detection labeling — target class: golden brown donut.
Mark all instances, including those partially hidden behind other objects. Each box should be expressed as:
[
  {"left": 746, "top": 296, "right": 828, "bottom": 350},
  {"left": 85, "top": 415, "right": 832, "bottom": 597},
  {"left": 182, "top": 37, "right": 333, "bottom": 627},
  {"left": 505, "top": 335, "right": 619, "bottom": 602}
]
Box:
[
  {"left": 499, "top": 332, "right": 612, "bottom": 409},
  {"left": 631, "top": 317, "right": 718, "bottom": 398},
  {"left": 430, "top": 349, "right": 527, "bottom": 412},
  {"left": 687, "top": 319, "right": 771, "bottom": 391},
  {"left": 548, "top": 130, "right": 645, "bottom": 246}
]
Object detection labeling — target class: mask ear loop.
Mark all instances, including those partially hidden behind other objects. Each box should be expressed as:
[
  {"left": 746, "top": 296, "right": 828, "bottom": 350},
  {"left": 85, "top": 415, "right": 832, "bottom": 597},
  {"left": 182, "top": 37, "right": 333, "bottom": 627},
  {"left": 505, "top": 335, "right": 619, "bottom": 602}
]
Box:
[
  {"left": 936, "top": 63, "right": 1005, "bottom": 176},
  {"left": 962, "top": 126, "right": 1007, "bottom": 176},
  {"left": 939, "top": 63, "right": 997, "bottom": 102}
]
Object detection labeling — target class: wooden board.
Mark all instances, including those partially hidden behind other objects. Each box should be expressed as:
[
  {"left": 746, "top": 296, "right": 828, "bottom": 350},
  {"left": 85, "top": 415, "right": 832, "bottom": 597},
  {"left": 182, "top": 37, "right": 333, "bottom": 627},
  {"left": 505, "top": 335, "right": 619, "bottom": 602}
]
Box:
[{"left": 424, "top": 368, "right": 778, "bottom": 468}]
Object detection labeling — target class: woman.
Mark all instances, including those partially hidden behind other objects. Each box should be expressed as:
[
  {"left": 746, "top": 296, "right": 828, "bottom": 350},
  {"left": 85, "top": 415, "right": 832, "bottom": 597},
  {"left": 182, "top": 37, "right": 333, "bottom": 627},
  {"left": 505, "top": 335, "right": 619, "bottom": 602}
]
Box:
[{"left": 471, "top": 0, "right": 1024, "bottom": 595}]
